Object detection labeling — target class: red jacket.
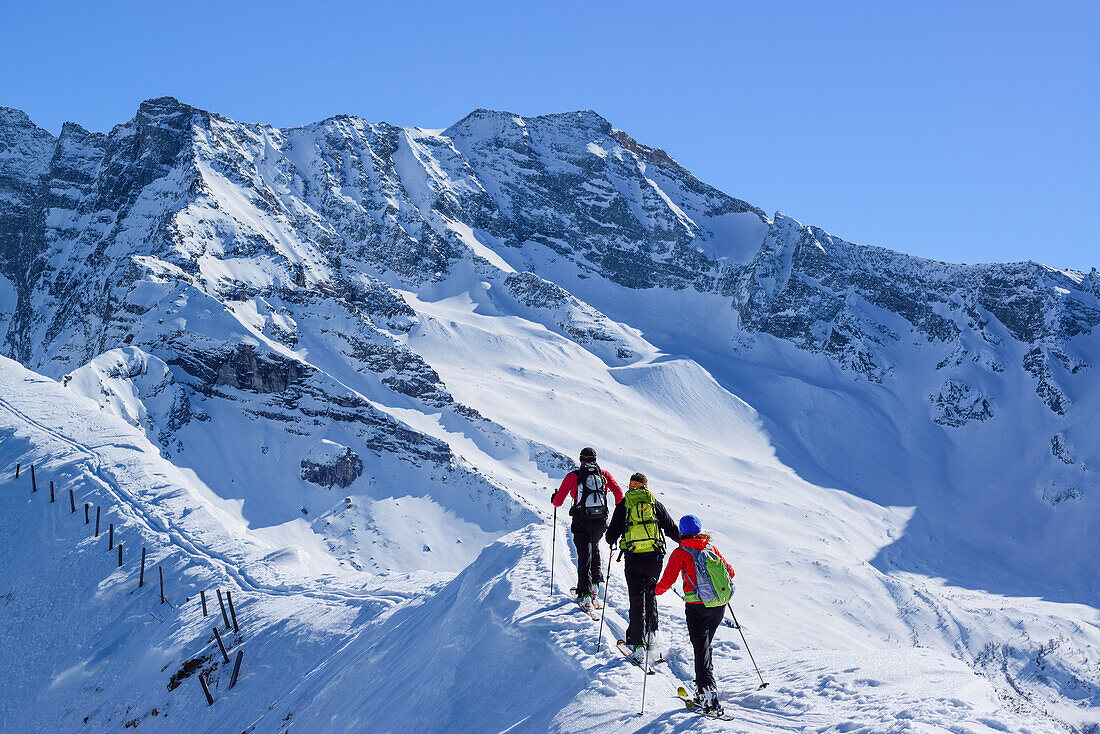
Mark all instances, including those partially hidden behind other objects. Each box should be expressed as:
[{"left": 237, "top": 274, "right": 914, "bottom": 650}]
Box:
[
  {"left": 655, "top": 535, "right": 734, "bottom": 603},
  {"left": 551, "top": 468, "right": 624, "bottom": 508}
]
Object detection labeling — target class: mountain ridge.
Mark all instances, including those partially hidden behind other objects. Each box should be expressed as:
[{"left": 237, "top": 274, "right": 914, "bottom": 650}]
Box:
[{"left": 5, "top": 96, "right": 1095, "bottom": 273}]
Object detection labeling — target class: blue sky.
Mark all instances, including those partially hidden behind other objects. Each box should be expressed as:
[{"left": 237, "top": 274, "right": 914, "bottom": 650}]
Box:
[{"left": 2, "top": 1, "right": 1096, "bottom": 270}]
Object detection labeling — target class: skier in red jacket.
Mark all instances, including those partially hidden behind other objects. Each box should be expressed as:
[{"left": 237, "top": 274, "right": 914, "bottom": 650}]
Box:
[
  {"left": 655, "top": 514, "right": 735, "bottom": 716},
  {"left": 551, "top": 447, "right": 624, "bottom": 609}
]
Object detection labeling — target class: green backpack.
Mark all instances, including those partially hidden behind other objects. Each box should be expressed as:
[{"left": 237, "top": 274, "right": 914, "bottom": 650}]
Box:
[
  {"left": 684, "top": 544, "right": 733, "bottom": 607},
  {"left": 622, "top": 487, "right": 663, "bottom": 554}
]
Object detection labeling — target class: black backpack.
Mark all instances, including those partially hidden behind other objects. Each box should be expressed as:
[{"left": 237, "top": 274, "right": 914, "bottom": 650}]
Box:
[{"left": 571, "top": 465, "right": 609, "bottom": 520}]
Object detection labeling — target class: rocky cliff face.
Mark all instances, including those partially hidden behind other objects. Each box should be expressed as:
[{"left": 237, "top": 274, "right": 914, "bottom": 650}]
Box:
[
  {"left": 0, "top": 97, "right": 1096, "bottom": 577},
  {"left": 300, "top": 440, "right": 363, "bottom": 488}
]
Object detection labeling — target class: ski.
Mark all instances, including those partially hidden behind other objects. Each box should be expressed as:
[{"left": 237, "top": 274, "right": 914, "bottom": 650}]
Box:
[
  {"left": 676, "top": 686, "right": 734, "bottom": 721},
  {"left": 615, "top": 640, "right": 657, "bottom": 674}
]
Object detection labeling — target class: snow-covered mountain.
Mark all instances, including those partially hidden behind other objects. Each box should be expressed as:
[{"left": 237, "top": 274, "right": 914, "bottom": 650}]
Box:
[{"left": 0, "top": 98, "right": 1097, "bottom": 732}]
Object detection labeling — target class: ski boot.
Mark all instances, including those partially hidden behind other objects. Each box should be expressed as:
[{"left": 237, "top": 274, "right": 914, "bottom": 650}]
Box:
[
  {"left": 579, "top": 593, "right": 593, "bottom": 612},
  {"left": 702, "top": 686, "right": 723, "bottom": 716},
  {"left": 644, "top": 630, "right": 665, "bottom": 661}
]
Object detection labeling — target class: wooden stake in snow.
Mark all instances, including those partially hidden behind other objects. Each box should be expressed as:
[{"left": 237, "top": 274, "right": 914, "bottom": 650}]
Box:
[
  {"left": 159, "top": 566, "right": 165, "bottom": 604},
  {"left": 213, "top": 627, "right": 230, "bottom": 664},
  {"left": 216, "top": 589, "right": 231, "bottom": 630},
  {"left": 199, "top": 673, "right": 214, "bottom": 706},
  {"left": 108, "top": 523, "right": 114, "bottom": 550},
  {"left": 69, "top": 488, "right": 75, "bottom": 514},
  {"left": 117, "top": 542, "right": 123, "bottom": 568},
  {"left": 94, "top": 506, "right": 100, "bottom": 537},
  {"left": 14, "top": 463, "right": 19, "bottom": 479},
  {"left": 228, "top": 650, "right": 244, "bottom": 689},
  {"left": 30, "top": 465, "right": 36, "bottom": 493},
  {"left": 84, "top": 502, "right": 90, "bottom": 524},
  {"left": 226, "top": 590, "right": 239, "bottom": 633},
  {"left": 50, "top": 481, "right": 55, "bottom": 503},
  {"left": 200, "top": 590, "right": 208, "bottom": 617},
  {"left": 139, "top": 547, "right": 146, "bottom": 587}
]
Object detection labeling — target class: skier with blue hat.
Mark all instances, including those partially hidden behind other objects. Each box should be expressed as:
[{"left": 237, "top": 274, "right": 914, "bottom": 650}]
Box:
[{"left": 656, "top": 514, "right": 736, "bottom": 716}]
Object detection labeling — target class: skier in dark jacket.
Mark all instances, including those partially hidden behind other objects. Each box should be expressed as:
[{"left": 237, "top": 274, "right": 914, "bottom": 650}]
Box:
[
  {"left": 655, "top": 514, "right": 735, "bottom": 716},
  {"left": 604, "top": 472, "right": 680, "bottom": 661},
  {"left": 551, "top": 447, "right": 623, "bottom": 609}
]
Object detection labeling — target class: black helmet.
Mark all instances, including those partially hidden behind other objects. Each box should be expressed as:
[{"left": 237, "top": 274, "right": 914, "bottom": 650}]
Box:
[{"left": 579, "top": 447, "right": 597, "bottom": 461}]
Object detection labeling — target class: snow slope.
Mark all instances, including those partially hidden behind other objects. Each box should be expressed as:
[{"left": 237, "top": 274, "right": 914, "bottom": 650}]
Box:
[{"left": 2, "top": 339, "right": 1097, "bottom": 733}]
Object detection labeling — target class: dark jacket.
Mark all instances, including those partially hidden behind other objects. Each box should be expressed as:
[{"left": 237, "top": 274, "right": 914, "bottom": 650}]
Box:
[{"left": 605, "top": 491, "right": 681, "bottom": 553}]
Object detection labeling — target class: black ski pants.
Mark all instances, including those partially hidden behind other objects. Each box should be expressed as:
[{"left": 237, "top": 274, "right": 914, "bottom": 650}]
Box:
[
  {"left": 624, "top": 551, "right": 663, "bottom": 646},
  {"left": 685, "top": 602, "right": 725, "bottom": 691},
  {"left": 571, "top": 518, "right": 606, "bottom": 597}
]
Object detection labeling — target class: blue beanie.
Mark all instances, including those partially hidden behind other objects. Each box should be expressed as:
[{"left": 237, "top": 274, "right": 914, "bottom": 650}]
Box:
[{"left": 679, "top": 514, "right": 702, "bottom": 536}]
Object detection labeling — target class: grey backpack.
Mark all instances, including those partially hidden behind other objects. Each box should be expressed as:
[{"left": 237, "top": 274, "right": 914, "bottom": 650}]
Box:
[
  {"left": 573, "top": 467, "right": 608, "bottom": 520},
  {"left": 684, "top": 544, "right": 733, "bottom": 607}
]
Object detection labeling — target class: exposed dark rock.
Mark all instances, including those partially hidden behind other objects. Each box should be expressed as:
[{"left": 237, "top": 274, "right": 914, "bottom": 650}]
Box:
[
  {"left": 1022, "top": 347, "right": 1068, "bottom": 415},
  {"left": 505, "top": 271, "right": 571, "bottom": 310},
  {"left": 610, "top": 128, "right": 691, "bottom": 177},
  {"left": 301, "top": 442, "right": 363, "bottom": 488},
  {"left": 504, "top": 271, "right": 634, "bottom": 357},
  {"left": 205, "top": 344, "right": 307, "bottom": 394},
  {"left": 329, "top": 330, "right": 451, "bottom": 406},
  {"left": 1042, "top": 484, "right": 1083, "bottom": 506},
  {"left": 347, "top": 278, "right": 417, "bottom": 331},
  {"left": 1051, "top": 434, "right": 1075, "bottom": 465},
  {"left": 3, "top": 99, "right": 1096, "bottom": 404},
  {"left": 1050, "top": 347, "right": 1089, "bottom": 374},
  {"left": 930, "top": 380, "right": 993, "bottom": 427}
]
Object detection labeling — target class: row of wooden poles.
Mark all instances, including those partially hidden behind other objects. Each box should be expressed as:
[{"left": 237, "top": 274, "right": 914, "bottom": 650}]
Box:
[
  {"left": 15, "top": 461, "right": 247, "bottom": 707},
  {"left": 197, "top": 587, "right": 245, "bottom": 704}
]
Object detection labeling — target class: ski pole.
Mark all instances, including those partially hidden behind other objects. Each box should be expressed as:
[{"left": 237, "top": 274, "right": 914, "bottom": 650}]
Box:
[
  {"left": 549, "top": 505, "right": 557, "bottom": 598},
  {"left": 595, "top": 544, "right": 614, "bottom": 652},
  {"left": 640, "top": 632, "right": 652, "bottom": 715},
  {"left": 727, "top": 603, "right": 768, "bottom": 689}
]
